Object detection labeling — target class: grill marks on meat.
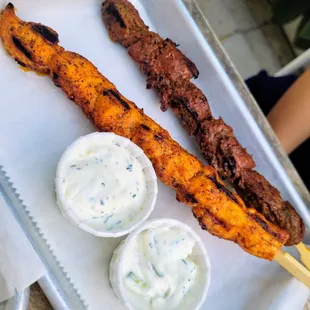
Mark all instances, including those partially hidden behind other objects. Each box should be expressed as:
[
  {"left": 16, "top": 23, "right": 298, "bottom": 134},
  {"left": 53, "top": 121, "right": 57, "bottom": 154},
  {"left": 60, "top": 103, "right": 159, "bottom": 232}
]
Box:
[
  {"left": 235, "top": 170, "right": 305, "bottom": 245},
  {"left": 101, "top": 0, "right": 305, "bottom": 245},
  {"left": 207, "top": 173, "right": 241, "bottom": 206},
  {"left": 32, "top": 23, "right": 59, "bottom": 44},
  {"left": 128, "top": 33, "right": 199, "bottom": 83},
  {"left": 196, "top": 118, "right": 255, "bottom": 179},
  {"left": 103, "top": 89, "right": 130, "bottom": 110},
  {"left": 177, "top": 167, "right": 288, "bottom": 259},
  {"left": 148, "top": 38, "right": 199, "bottom": 81},
  {"left": 12, "top": 36, "right": 32, "bottom": 60},
  {"left": 101, "top": 0, "right": 149, "bottom": 47},
  {"left": 132, "top": 121, "right": 203, "bottom": 189},
  {"left": 160, "top": 80, "right": 212, "bottom": 135},
  {"left": 196, "top": 117, "right": 304, "bottom": 245},
  {"left": 127, "top": 32, "right": 163, "bottom": 74},
  {"left": 0, "top": 3, "right": 62, "bottom": 73}
]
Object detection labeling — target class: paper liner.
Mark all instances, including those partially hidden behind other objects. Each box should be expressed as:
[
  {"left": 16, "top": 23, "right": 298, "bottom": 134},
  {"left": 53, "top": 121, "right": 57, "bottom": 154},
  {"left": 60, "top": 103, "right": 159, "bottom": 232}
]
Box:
[
  {"left": 55, "top": 132, "right": 158, "bottom": 238},
  {"left": 109, "top": 218, "right": 211, "bottom": 310},
  {"left": 0, "top": 166, "right": 88, "bottom": 309}
]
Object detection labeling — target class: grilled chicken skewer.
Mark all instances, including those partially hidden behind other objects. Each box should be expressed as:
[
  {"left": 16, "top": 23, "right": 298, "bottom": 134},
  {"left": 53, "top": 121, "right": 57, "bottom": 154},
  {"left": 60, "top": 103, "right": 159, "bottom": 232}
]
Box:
[
  {"left": 0, "top": 3, "right": 290, "bottom": 260},
  {"left": 101, "top": 0, "right": 305, "bottom": 246}
]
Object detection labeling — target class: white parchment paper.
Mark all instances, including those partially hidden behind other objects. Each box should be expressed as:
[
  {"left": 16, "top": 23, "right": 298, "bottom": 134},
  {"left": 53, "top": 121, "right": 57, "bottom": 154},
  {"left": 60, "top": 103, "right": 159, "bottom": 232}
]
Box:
[
  {"left": 0, "top": 0, "right": 309, "bottom": 309},
  {"left": 0, "top": 194, "right": 46, "bottom": 302}
]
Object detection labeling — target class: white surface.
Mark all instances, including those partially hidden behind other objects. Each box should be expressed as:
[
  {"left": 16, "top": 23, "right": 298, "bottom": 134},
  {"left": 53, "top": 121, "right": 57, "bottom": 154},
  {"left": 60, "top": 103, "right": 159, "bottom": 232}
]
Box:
[
  {"left": 56, "top": 132, "right": 157, "bottom": 238},
  {"left": 0, "top": 0, "right": 309, "bottom": 309},
  {"left": 109, "top": 218, "right": 210, "bottom": 310},
  {"left": 0, "top": 194, "right": 45, "bottom": 302}
]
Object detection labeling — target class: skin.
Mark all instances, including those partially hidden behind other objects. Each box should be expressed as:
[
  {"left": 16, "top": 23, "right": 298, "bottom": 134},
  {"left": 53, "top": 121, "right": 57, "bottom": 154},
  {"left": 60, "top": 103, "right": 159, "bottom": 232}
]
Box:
[{"left": 268, "top": 69, "right": 310, "bottom": 154}]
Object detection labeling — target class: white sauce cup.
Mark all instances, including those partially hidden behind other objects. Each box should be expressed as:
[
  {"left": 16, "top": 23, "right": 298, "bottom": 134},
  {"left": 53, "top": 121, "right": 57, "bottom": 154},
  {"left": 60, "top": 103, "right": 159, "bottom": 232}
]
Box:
[
  {"left": 110, "top": 218, "right": 211, "bottom": 310},
  {"left": 55, "top": 132, "right": 158, "bottom": 238}
]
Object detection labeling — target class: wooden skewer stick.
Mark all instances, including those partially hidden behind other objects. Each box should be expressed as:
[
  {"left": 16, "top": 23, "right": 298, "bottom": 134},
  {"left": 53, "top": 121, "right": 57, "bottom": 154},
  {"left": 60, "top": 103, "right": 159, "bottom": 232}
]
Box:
[
  {"left": 295, "top": 242, "right": 310, "bottom": 271},
  {"left": 275, "top": 249, "right": 310, "bottom": 288}
]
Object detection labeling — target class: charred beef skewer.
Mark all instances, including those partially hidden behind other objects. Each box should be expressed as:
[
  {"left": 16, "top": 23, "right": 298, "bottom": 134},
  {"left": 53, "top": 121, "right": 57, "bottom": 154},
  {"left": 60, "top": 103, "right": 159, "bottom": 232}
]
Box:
[{"left": 101, "top": 0, "right": 305, "bottom": 245}]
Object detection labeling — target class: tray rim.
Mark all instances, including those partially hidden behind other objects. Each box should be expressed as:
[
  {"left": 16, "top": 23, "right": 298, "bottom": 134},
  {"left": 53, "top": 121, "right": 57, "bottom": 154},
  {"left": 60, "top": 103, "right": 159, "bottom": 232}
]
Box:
[
  {"left": 0, "top": 168, "right": 86, "bottom": 310},
  {"left": 0, "top": 0, "right": 309, "bottom": 309}
]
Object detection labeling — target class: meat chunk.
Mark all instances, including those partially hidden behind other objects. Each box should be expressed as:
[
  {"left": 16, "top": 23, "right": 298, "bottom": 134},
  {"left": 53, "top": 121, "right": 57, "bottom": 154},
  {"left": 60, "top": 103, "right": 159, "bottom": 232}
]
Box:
[
  {"left": 127, "top": 31, "right": 163, "bottom": 73},
  {"left": 236, "top": 169, "right": 305, "bottom": 246},
  {"left": 157, "top": 80, "right": 212, "bottom": 135},
  {"left": 128, "top": 33, "right": 199, "bottom": 82},
  {"left": 196, "top": 118, "right": 305, "bottom": 245},
  {"left": 0, "top": 3, "right": 62, "bottom": 73},
  {"left": 132, "top": 120, "right": 203, "bottom": 189},
  {"left": 176, "top": 167, "right": 289, "bottom": 260},
  {"left": 50, "top": 51, "right": 111, "bottom": 114},
  {"left": 149, "top": 38, "right": 199, "bottom": 80},
  {"left": 196, "top": 117, "right": 256, "bottom": 178},
  {"left": 92, "top": 89, "right": 144, "bottom": 139},
  {"left": 101, "top": 0, "right": 149, "bottom": 47}
]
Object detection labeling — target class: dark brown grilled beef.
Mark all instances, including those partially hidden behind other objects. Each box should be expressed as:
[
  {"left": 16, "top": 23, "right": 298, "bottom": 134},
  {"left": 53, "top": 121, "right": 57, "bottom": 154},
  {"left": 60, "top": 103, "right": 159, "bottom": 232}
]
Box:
[
  {"left": 101, "top": 0, "right": 305, "bottom": 245},
  {"left": 128, "top": 33, "right": 198, "bottom": 82},
  {"left": 127, "top": 31, "right": 164, "bottom": 73},
  {"left": 196, "top": 117, "right": 256, "bottom": 179},
  {"left": 101, "top": 0, "right": 149, "bottom": 47},
  {"left": 235, "top": 169, "right": 305, "bottom": 245},
  {"left": 196, "top": 118, "right": 305, "bottom": 245},
  {"left": 155, "top": 80, "right": 212, "bottom": 135},
  {"left": 149, "top": 38, "right": 199, "bottom": 80}
]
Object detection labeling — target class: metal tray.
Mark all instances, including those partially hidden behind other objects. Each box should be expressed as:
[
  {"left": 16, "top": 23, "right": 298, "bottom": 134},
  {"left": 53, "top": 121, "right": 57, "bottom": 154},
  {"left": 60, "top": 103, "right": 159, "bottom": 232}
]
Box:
[
  {"left": 0, "top": 0, "right": 309, "bottom": 309},
  {"left": 0, "top": 170, "right": 85, "bottom": 310}
]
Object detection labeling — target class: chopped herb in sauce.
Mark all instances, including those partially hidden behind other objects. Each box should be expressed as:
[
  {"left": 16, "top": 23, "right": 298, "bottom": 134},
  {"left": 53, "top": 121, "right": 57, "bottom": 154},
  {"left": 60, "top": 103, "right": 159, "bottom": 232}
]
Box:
[
  {"left": 121, "top": 227, "right": 198, "bottom": 309},
  {"left": 151, "top": 264, "right": 164, "bottom": 277},
  {"left": 61, "top": 141, "right": 148, "bottom": 234},
  {"left": 126, "top": 272, "right": 147, "bottom": 289},
  {"left": 104, "top": 213, "right": 114, "bottom": 224},
  {"left": 164, "top": 290, "right": 170, "bottom": 298}
]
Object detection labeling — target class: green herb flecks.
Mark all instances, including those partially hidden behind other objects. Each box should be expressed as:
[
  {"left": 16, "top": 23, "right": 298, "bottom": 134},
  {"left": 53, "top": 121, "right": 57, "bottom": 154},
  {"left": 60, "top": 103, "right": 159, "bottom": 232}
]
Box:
[
  {"left": 151, "top": 264, "right": 164, "bottom": 277},
  {"left": 127, "top": 272, "right": 147, "bottom": 289}
]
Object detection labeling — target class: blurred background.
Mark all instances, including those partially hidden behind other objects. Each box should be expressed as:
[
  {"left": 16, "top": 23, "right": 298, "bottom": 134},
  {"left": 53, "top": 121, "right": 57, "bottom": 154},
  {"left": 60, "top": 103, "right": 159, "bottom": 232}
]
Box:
[{"left": 190, "top": 0, "right": 310, "bottom": 79}]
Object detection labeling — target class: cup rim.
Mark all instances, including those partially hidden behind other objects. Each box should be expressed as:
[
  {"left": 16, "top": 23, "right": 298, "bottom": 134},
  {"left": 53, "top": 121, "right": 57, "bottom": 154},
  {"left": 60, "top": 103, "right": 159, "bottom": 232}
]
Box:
[
  {"left": 112, "top": 218, "right": 211, "bottom": 310},
  {"left": 55, "top": 132, "right": 158, "bottom": 238}
]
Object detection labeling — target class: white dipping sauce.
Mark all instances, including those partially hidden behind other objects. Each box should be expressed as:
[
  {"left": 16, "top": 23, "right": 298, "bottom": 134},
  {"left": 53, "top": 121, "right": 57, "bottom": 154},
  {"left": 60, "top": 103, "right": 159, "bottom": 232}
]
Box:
[
  {"left": 59, "top": 137, "right": 148, "bottom": 232},
  {"left": 122, "top": 226, "right": 198, "bottom": 310}
]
